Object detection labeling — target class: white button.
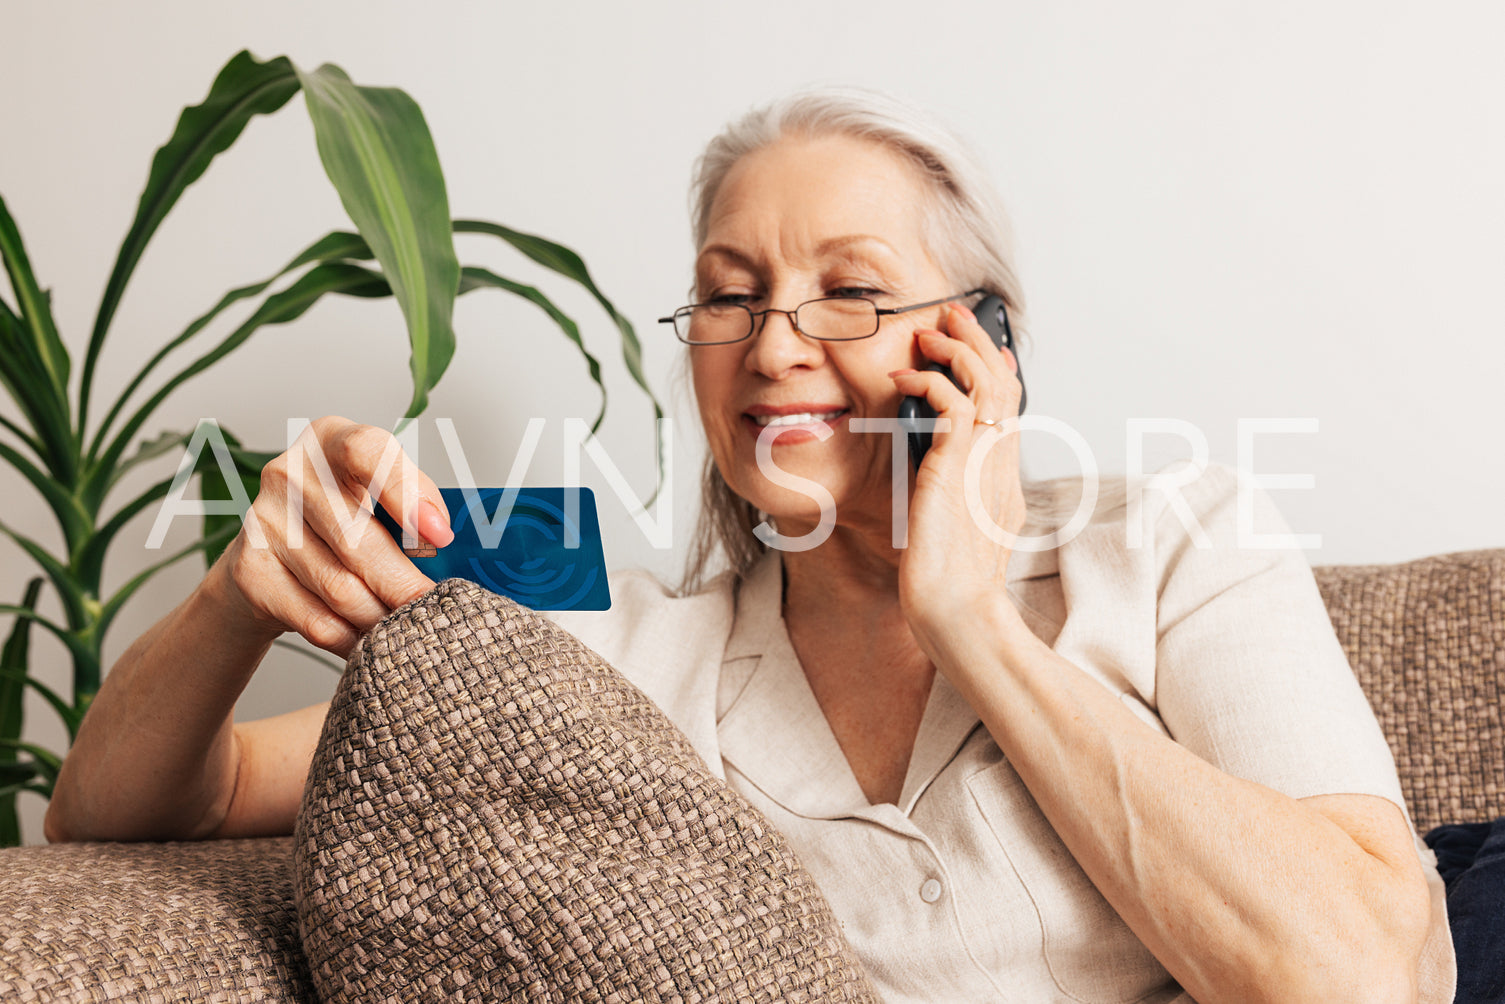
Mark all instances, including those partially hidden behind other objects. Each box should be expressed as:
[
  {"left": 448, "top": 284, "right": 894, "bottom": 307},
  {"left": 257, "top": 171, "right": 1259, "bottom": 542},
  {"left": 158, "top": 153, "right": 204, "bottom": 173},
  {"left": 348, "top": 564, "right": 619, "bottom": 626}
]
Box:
[{"left": 919, "top": 878, "right": 943, "bottom": 903}]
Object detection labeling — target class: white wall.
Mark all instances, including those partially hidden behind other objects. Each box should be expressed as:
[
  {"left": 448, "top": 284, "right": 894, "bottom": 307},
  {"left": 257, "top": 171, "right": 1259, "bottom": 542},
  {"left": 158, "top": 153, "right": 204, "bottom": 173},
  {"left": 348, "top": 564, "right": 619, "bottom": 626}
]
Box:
[{"left": 3, "top": 1, "right": 1501, "bottom": 843}]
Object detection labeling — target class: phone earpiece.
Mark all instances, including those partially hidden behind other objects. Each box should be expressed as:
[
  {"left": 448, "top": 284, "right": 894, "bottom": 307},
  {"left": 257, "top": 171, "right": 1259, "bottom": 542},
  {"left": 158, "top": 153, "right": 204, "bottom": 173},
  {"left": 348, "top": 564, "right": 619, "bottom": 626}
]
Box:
[
  {"left": 898, "top": 293, "right": 1026, "bottom": 469},
  {"left": 987, "top": 295, "right": 1026, "bottom": 417}
]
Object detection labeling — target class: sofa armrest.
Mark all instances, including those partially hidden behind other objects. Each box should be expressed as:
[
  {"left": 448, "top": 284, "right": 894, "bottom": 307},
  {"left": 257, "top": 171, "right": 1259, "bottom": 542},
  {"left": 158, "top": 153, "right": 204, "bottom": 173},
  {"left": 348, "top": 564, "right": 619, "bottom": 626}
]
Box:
[
  {"left": 0, "top": 836, "right": 313, "bottom": 1003},
  {"left": 1315, "top": 547, "right": 1505, "bottom": 832}
]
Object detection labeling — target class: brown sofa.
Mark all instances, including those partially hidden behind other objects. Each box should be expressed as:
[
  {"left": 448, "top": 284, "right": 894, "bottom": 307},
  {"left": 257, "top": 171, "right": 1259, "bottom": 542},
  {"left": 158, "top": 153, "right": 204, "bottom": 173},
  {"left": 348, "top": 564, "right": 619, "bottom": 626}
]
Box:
[{"left": 2, "top": 549, "right": 1501, "bottom": 1003}]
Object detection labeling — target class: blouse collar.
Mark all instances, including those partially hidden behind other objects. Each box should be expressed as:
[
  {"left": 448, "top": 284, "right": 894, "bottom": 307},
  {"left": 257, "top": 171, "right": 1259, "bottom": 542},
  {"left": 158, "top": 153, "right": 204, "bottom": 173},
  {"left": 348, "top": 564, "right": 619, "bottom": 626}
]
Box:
[{"left": 716, "top": 544, "right": 1057, "bottom": 823}]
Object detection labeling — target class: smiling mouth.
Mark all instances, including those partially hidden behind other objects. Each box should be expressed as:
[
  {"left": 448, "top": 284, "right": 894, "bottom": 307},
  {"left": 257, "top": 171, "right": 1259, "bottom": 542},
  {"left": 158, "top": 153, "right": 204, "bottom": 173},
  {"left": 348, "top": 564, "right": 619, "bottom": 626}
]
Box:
[{"left": 748, "top": 409, "right": 848, "bottom": 428}]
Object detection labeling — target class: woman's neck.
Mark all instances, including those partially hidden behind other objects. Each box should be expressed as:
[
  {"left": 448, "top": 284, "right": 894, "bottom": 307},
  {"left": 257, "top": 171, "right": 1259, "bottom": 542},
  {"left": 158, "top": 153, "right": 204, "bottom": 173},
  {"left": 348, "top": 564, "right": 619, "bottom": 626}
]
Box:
[
  {"left": 778, "top": 525, "right": 925, "bottom": 670},
  {"left": 782, "top": 521, "right": 893, "bottom": 603},
  {"left": 777, "top": 530, "right": 936, "bottom": 805}
]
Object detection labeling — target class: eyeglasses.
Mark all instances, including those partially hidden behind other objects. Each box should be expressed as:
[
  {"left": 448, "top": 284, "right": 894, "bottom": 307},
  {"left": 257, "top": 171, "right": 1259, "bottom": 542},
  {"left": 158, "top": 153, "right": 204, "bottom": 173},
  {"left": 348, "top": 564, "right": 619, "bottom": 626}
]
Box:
[{"left": 658, "top": 289, "right": 986, "bottom": 345}]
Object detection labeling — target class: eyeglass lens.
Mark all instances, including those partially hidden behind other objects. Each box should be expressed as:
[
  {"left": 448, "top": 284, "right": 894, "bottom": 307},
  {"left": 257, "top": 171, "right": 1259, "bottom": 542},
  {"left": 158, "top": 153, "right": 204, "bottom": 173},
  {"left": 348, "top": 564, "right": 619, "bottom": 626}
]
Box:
[{"left": 676, "top": 298, "right": 879, "bottom": 344}]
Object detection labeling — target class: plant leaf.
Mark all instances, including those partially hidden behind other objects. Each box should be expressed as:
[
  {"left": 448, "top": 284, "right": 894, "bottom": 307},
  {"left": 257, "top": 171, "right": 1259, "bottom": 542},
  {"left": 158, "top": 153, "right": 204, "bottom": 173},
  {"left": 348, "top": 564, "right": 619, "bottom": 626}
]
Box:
[
  {"left": 1, "top": 741, "right": 61, "bottom": 800},
  {"left": 196, "top": 426, "right": 275, "bottom": 570},
  {"left": 0, "top": 519, "right": 88, "bottom": 633},
  {"left": 0, "top": 296, "right": 75, "bottom": 480},
  {"left": 86, "top": 229, "right": 374, "bottom": 468},
  {"left": 0, "top": 606, "right": 71, "bottom": 646},
  {"left": 0, "top": 582, "right": 43, "bottom": 669},
  {"left": 0, "top": 193, "right": 70, "bottom": 407},
  {"left": 75, "top": 473, "right": 177, "bottom": 592},
  {"left": 0, "top": 412, "right": 47, "bottom": 462},
  {"left": 95, "top": 521, "right": 241, "bottom": 643},
  {"left": 0, "top": 740, "right": 62, "bottom": 784},
  {"left": 458, "top": 266, "right": 607, "bottom": 431},
  {"left": 0, "top": 669, "right": 81, "bottom": 740},
  {"left": 0, "top": 762, "right": 38, "bottom": 788},
  {"left": 111, "top": 428, "right": 193, "bottom": 485},
  {"left": 0, "top": 437, "right": 90, "bottom": 551},
  {"left": 0, "top": 779, "right": 51, "bottom": 802},
  {"left": 0, "top": 798, "right": 18, "bottom": 847},
  {"left": 91, "top": 423, "right": 269, "bottom": 574},
  {"left": 0, "top": 578, "right": 45, "bottom": 824},
  {"left": 77, "top": 435, "right": 273, "bottom": 590},
  {"left": 9, "top": 625, "right": 83, "bottom": 735},
  {"left": 453, "top": 220, "right": 655, "bottom": 405},
  {"left": 0, "top": 579, "right": 53, "bottom": 844},
  {"left": 296, "top": 63, "right": 460, "bottom": 425},
  {"left": 454, "top": 219, "right": 665, "bottom": 497},
  {"left": 0, "top": 607, "right": 91, "bottom": 696},
  {"left": 80, "top": 50, "right": 302, "bottom": 437},
  {"left": 84, "top": 262, "right": 392, "bottom": 514}
]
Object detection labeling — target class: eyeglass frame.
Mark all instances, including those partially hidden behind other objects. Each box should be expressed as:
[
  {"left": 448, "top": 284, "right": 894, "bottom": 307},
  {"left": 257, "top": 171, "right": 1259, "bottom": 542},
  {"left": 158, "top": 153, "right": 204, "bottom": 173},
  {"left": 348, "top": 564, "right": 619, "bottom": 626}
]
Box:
[{"left": 657, "top": 288, "right": 988, "bottom": 346}]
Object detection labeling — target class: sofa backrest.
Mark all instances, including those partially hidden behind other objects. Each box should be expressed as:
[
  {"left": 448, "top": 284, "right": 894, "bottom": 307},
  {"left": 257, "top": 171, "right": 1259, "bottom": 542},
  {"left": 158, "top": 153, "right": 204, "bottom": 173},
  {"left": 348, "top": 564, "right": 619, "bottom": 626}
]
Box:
[{"left": 1314, "top": 548, "right": 1505, "bottom": 832}]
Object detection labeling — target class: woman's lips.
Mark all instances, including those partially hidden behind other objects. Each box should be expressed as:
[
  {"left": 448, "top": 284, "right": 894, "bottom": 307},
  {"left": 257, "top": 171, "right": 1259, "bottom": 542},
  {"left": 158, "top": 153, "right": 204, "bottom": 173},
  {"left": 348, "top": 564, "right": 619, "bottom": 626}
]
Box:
[{"left": 740, "top": 408, "right": 850, "bottom": 445}]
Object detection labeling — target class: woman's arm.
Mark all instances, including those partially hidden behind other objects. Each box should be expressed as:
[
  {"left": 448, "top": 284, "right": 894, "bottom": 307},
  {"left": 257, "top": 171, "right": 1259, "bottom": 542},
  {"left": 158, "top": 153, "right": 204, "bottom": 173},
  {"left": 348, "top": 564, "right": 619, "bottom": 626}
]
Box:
[
  {"left": 46, "top": 417, "right": 450, "bottom": 842},
  {"left": 932, "top": 596, "right": 1431, "bottom": 1004},
  {"left": 45, "top": 562, "right": 332, "bottom": 841},
  {"left": 45, "top": 560, "right": 284, "bottom": 842},
  {"left": 890, "top": 304, "right": 1433, "bottom": 1002}
]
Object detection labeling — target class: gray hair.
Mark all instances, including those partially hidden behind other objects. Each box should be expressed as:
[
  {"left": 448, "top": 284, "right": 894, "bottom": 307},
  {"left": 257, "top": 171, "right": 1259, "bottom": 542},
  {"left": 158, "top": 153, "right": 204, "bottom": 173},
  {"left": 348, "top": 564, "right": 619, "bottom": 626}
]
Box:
[{"left": 680, "top": 86, "right": 1041, "bottom": 594}]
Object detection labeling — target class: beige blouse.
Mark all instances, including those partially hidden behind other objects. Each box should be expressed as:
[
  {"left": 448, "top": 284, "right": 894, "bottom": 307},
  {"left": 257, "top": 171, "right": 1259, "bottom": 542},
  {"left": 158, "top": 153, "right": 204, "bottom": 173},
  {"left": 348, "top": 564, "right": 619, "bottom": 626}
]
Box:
[{"left": 551, "top": 462, "right": 1455, "bottom": 1003}]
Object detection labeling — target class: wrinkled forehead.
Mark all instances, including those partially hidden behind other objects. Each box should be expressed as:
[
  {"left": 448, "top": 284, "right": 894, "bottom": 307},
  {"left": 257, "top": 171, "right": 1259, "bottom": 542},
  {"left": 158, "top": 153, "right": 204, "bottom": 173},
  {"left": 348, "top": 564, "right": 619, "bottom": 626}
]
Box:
[{"left": 699, "top": 133, "right": 934, "bottom": 271}]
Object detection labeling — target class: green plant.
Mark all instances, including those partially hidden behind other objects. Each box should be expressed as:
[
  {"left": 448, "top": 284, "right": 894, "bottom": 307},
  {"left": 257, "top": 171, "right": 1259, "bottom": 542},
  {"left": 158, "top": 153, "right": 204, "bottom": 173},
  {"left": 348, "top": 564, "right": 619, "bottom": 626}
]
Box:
[{"left": 0, "top": 50, "right": 658, "bottom": 846}]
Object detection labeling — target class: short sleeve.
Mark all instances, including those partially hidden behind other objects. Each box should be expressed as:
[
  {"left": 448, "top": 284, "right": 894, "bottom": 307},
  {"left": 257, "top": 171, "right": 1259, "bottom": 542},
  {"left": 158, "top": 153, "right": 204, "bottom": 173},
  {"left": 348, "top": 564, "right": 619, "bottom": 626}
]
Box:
[{"left": 1151, "top": 463, "right": 1407, "bottom": 810}]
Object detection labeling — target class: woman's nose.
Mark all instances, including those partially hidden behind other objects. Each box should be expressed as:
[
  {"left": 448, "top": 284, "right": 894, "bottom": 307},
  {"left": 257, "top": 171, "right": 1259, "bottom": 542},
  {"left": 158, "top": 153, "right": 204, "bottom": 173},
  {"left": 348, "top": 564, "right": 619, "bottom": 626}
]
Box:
[{"left": 743, "top": 307, "right": 825, "bottom": 377}]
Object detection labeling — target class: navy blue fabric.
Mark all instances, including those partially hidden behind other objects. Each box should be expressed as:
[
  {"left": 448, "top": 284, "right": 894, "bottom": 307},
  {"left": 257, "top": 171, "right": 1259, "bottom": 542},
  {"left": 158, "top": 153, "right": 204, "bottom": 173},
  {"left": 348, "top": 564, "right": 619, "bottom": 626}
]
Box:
[{"left": 1425, "top": 816, "right": 1505, "bottom": 1003}]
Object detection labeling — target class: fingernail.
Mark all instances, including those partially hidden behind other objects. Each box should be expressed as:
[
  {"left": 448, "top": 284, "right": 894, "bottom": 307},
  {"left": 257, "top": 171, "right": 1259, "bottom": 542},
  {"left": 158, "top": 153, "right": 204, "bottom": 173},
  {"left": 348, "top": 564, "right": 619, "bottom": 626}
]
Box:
[
  {"left": 888, "top": 368, "right": 916, "bottom": 377},
  {"left": 1002, "top": 346, "right": 1018, "bottom": 373},
  {"left": 952, "top": 303, "right": 975, "bottom": 321},
  {"left": 415, "top": 498, "right": 454, "bottom": 547}
]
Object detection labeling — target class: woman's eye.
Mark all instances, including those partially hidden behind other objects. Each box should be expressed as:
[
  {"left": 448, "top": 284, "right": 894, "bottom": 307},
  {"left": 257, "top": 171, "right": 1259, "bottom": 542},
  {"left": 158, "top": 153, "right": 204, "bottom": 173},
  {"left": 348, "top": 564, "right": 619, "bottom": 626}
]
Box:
[
  {"left": 705, "top": 292, "right": 756, "bottom": 306},
  {"left": 828, "top": 286, "right": 883, "bottom": 300}
]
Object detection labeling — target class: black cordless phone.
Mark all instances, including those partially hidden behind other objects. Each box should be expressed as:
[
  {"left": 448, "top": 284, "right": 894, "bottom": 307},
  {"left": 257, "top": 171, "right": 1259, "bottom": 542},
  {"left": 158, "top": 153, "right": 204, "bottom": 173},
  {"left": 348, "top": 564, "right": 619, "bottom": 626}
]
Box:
[{"left": 897, "top": 293, "right": 1026, "bottom": 469}]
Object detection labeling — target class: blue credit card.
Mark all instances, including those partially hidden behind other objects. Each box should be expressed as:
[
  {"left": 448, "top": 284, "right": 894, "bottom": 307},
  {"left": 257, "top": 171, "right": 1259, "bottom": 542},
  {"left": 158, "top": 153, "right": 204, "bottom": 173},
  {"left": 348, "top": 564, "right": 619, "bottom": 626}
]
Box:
[{"left": 376, "top": 487, "right": 611, "bottom": 611}]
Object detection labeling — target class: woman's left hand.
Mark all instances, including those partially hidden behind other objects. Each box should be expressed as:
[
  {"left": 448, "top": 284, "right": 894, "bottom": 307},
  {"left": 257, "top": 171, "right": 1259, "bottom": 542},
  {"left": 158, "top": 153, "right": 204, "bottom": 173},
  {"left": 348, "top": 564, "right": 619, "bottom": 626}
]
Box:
[{"left": 888, "top": 302, "right": 1026, "bottom": 651}]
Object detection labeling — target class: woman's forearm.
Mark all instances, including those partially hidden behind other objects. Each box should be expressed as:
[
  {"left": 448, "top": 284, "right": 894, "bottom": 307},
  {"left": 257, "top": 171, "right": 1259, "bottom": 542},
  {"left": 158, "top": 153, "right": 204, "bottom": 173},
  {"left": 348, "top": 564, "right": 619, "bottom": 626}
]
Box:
[
  {"left": 932, "top": 594, "right": 1430, "bottom": 1004},
  {"left": 44, "top": 563, "right": 281, "bottom": 842}
]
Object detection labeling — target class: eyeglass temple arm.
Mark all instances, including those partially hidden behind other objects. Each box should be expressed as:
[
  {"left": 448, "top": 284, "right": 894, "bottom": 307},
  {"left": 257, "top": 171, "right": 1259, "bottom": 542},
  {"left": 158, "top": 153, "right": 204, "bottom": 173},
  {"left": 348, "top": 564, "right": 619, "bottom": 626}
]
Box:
[{"left": 873, "top": 288, "right": 988, "bottom": 317}]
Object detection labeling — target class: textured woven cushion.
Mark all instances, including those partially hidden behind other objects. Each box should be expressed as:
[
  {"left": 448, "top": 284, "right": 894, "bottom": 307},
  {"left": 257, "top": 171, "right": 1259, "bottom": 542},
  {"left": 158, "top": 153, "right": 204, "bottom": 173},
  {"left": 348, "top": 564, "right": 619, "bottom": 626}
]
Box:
[
  {"left": 1314, "top": 548, "right": 1505, "bottom": 832},
  {"left": 0, "top": 837, "right": 313, "bottom": 1003},
  {"left": 294, "top": 577, "right": 877, "bottom": 1003}
]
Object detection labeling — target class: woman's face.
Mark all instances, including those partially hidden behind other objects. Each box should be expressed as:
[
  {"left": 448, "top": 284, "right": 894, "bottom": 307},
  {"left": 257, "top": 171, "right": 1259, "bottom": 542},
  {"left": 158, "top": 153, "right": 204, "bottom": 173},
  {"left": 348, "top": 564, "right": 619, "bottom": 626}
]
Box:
[{"left": 691, "top": 132, "right": 956, "bottom": 539}]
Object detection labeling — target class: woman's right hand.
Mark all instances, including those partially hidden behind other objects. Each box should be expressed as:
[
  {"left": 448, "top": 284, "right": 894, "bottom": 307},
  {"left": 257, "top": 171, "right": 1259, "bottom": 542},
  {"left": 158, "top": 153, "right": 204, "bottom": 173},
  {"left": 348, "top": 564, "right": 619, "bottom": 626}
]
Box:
[
  {"left": 208, "top": 415, "right": 455, "bottom": 660},
  {"left": 47, "top": 414, "right": 453, "bottom": 842}
]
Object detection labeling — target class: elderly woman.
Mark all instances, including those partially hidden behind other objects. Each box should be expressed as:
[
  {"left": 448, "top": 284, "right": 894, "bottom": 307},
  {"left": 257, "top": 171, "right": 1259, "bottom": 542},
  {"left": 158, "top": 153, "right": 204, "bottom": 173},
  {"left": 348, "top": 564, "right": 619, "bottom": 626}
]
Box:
[{"left": 47, "top": 89, "right": 1454, "bottom": 1002}]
